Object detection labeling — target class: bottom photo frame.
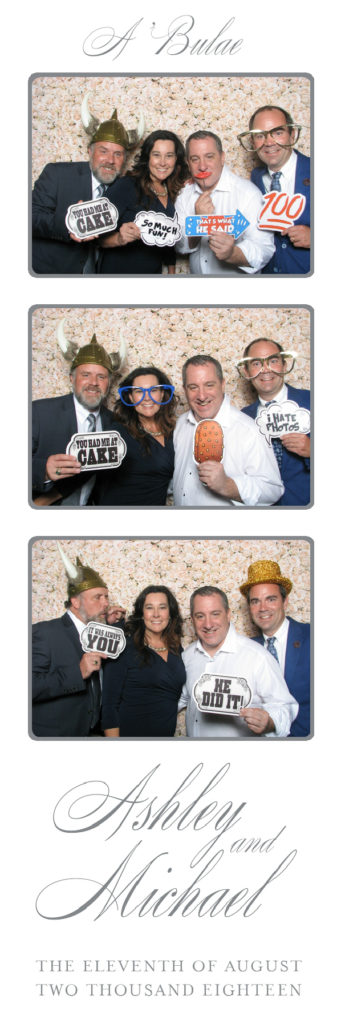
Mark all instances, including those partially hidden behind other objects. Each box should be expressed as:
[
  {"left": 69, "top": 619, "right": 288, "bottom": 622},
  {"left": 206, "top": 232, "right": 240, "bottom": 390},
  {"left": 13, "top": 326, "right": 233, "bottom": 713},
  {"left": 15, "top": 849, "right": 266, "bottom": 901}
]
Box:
[{"left": 30, "top": 536, "right": 312, "bottom": 741}]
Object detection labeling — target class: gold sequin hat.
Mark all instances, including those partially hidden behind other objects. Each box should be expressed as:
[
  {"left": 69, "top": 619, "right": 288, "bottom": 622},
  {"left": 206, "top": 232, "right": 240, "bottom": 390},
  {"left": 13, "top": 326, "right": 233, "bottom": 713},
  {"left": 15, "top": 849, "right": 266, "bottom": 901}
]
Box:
[
  {"left": 239, "top": 560, "right": 292, "bottom": 596},
  {"left": 57, "top": 544, "right": 108, "bottom": 601},
  {"left": 81, "top": 94, "right": 145, "bottom": 150}
]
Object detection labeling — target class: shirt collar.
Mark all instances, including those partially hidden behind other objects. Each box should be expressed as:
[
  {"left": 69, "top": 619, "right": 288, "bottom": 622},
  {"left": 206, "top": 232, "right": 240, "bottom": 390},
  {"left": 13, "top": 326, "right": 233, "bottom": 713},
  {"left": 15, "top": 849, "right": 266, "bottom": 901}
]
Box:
[
  {"left": 262, "top": 615, "right": 289, "bottom": 643},
  {"left": 258, "top": 383, "right": 288, "bottom": 406},
  {"left": 67, "top": 608, "right": 85, "bottom": 638},
  {"left": 73, "top": 394, "right": 101, "bottom": 425},
  {"left": 266, "top": 149, "right": 296, "bottom": 178}
]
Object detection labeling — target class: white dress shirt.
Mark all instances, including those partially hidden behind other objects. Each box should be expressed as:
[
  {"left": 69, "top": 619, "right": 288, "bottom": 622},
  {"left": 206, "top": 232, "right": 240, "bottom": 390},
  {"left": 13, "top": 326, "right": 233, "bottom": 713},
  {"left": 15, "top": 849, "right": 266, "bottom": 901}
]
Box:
[
  {"left": 175, "top": 164, "right": 275, "bottom": 274},
  {"left": 173, "top": 396, "right": 284, "bottom": 507},
  {"left": 179, "top": 623, "right": 298, "bottom": 738},
  {"left": 260, "top": 150, "right": 298, "bottom": 196},
  {"left": 263, "top": 616, "right": 290, "bottom": 675}
]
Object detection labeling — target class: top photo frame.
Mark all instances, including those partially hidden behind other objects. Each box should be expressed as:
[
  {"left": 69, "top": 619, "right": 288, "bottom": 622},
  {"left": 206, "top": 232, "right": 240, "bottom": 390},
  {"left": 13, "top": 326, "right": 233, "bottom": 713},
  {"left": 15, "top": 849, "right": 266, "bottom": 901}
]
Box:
[{"left": 30, "top": 73, "right": 312, "bottom": 278}]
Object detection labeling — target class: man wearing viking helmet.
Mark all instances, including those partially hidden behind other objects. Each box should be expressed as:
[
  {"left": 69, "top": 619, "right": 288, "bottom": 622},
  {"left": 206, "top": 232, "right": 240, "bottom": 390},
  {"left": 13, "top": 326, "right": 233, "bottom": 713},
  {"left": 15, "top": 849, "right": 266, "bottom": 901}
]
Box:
[
  {"left": 32, "top": 544, "right": 125, "bottom": 737},
  {"left": 32, "top": 96, "right": 144, "bottom": 274},
  {"left": 32, "top": 325, "right": 125, "bottom": 505}
]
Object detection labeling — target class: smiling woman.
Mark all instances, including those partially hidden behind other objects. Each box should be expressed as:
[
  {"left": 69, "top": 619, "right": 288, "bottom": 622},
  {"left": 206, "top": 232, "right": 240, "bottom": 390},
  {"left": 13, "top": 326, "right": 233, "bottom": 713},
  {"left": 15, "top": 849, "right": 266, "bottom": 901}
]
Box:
[
  {"left": 95, "top": 365, "right": 177, "bottom": 506},
  {"left": 99, "top": 130, "right": 188, "bottom": 274},
  {"left": 102, "top": 586, "right": 186, "bottom": 737}
]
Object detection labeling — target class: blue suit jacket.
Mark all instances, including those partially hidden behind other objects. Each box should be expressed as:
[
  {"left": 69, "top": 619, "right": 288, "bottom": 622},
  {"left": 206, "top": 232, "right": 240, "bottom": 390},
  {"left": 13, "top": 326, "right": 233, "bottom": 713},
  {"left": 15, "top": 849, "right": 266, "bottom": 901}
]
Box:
[
  {"left": 252, "top": 617, "right": 310, "bottom": 736},
  {"left": 251, "top": 151, "right": 310, "bottom": 274},
  {"left": 242, "top": 384, "right": 310, "bottom": 506}
]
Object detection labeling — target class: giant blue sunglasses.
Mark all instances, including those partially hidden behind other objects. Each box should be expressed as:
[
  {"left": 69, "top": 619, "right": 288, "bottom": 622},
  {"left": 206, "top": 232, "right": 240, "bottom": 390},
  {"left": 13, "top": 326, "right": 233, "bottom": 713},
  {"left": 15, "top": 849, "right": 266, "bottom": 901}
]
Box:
[{"left": 118, "top": 385, "right": 175, "bottom": 407}]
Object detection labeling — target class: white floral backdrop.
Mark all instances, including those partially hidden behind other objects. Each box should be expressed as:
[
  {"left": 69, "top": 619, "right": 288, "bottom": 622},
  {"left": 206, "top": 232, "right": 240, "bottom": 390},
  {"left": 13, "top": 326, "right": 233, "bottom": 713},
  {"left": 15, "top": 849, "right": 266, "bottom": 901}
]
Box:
[{"left": 31, "top": 306, "right": 311, "bottom": 412}]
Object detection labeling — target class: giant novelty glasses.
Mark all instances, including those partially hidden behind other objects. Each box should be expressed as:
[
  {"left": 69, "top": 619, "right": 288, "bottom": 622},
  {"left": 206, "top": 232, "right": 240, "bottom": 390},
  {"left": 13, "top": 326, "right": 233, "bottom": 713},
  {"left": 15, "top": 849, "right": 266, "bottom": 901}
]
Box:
[
  {"left": 237, "top": 124, "right": 303, "bottom": 153},
  {"left": 118, "top": 385, "right": 175, "bottom": 406},
  {"left": 236, "top": 352, "right": 297, "bottom": 380}
]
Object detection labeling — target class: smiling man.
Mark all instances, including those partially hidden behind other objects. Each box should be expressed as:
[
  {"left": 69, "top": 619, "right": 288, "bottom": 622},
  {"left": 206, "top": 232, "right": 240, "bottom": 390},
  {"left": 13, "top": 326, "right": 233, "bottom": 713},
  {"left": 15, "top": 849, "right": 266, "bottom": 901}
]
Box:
[
  {"left": 32, "top": 334, "right": 123, "bottom": 506},
  {"left": 175, "top": 130, "right": 274, "bottom": 274},
  {"left": 240, "top": 560, "right": 311, "bottom": 737},
  {"left": 32, "top": 106, "right": 143, "bottom": 274},
  {"left": 242, "top": 105, "right": 311, "bottom": 274},
  {"left": 178, "top": 587, "right": 298, "bottom": 738},
  {"left": 240, "top": 337, "right": 311, "bottom": 506},
  {"left": 32, "top": 545, "right": 125, "bottom": 737},
  {"left": 172, "top": 355, "right": 283, "bottom": 507}
]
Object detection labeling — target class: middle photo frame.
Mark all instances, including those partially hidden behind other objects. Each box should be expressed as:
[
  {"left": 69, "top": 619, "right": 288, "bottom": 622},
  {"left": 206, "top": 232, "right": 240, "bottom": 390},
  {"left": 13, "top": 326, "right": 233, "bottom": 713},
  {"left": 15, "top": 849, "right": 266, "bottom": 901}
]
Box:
[{"left": 30, "top": 304, "right": 312, "bottom": 511}]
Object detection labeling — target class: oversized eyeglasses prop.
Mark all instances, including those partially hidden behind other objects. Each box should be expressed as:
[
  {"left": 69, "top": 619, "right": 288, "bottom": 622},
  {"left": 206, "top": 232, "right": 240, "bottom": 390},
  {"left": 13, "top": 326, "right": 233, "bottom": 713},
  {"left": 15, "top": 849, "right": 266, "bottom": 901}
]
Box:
[
  {"left": 237, "top": 124, "right": 303, "bottom": 153},
  {"left": 118, "top": 385, "right": 175, "bottom": 406},
  {"left": 236, "top": 352, "right": 297, "bottom": 380}
]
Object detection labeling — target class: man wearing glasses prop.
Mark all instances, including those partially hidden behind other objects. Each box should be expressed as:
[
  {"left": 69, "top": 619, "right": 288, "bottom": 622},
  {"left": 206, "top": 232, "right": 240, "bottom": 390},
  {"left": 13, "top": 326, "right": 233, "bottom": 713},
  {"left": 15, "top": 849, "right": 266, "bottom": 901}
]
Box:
[
  {"left": 238, "top": 338, "right": 310, "bottom": 506},
  {"left": 238, "top": 106, "right": 310, "bottom": 274}
]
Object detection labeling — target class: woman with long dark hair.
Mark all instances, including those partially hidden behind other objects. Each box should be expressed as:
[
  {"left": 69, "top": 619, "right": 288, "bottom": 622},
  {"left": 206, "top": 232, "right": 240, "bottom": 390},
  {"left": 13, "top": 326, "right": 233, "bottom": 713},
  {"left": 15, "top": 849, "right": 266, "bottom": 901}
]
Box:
[
  {"left": 102, "top": 586, "right": 185, "bottom": 737},
  {"left": 99, "top": 130, "right": 188, "bottom": 274},
  {"left": 96, "top": 365, "right": 177, "bottom": 506}
]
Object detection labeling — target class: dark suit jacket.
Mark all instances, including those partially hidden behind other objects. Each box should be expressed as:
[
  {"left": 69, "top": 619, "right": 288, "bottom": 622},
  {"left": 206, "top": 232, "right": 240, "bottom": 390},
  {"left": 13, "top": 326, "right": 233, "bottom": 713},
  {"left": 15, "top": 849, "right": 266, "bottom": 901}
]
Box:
[
  {"left": 252, "top": 616, "right": 310, "bottom": 736},
  {"left": 32, "top": 613, "right": 101, "bottom": 736},
  {"left": 251, "top": 151, "right": 310, "bottom": 274},
  {"left": 243, "top": 385, "right": 310, "bottom": 506},
  {"left": 32, "top": 162, "right": 93, "bottom": 274},
  {"left": 32, "top": 392, "right": 114, "bottom": 501}
]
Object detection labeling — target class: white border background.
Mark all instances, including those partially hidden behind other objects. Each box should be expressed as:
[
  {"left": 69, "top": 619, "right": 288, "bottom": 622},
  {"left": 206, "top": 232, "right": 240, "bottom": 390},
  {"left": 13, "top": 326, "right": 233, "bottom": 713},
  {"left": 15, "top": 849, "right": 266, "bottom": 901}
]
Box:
[{"left": 3, "top": 0, "right": 338, "bottom": 1019}]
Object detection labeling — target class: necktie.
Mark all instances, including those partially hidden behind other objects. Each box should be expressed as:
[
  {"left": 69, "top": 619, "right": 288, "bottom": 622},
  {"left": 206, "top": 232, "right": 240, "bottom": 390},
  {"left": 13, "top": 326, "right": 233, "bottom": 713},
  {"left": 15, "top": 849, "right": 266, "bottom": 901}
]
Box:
[
  {"left": 264, "top": 402, "right": 283, "bottom": 470},
  {"left": 269, "top": 171, "right": 282, "bottom": 191},
  {"left": 95, "top": 183, "right": 107, "bottom": 198},
  {"left": 86, "top": 413, "right": 96, "bottom": 432},
  {"left": 89, "top": 670, "right": 101, "bottom": 730},
  {"left": 266, "top": 636, "right": 279, "bottom": 663}
]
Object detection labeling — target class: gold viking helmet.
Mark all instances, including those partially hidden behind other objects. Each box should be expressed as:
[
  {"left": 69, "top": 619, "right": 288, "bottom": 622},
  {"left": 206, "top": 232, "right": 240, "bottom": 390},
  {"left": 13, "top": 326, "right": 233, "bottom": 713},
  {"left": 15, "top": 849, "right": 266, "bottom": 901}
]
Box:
[
  {"left": 56, "top": 319, "right": 126, "bottom": 375},
  {"left": 81, "top": 93, "right": 145, "bottom": 151},
  {"left": 57, "top": 543, "right": 108, "bottom": 603},
  {"left": 239, "top": 560, "right": 293, "bottom": 597}
]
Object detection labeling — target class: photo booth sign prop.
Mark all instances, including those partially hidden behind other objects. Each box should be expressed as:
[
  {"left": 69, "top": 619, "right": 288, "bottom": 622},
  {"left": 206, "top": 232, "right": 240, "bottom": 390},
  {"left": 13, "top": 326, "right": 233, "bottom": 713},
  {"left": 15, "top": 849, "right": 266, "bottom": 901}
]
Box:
[
  {"left": 185, "top": 210, "right": 250, "bottom": 238},
  {"left": 194, "top": 673, "right": 252, "bottom": 716},
  {"left": 66, "top": 430, "right": 127, "bottom": 470},
  {"left": 134, "top": 211, "right": 181, "bottom": 246},
  {"left": 194, "top": 420, "right": 224, "bottom": 464},
  {"left": 81, "top": 622, "right": 126, "bottom": 660},
  {"left": 256, "top": 401, "right": 310, "bottom": 445},
  {"left": 258, "top": 192, "right": 306, "bottom": 232},
  {"left": 65, "top": 197, "right": 119, "bottom": 238}
]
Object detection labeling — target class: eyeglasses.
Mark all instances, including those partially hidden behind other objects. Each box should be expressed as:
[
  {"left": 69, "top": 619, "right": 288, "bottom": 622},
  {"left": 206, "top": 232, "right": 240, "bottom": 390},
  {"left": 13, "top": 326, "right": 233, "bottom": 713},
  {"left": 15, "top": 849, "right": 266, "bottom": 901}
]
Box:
[
  {"left": 236, "top": 352, "right": 297, "bottom": 380},
  {"left": 118, "top": 385, "right": 175, "bottom": 407},
  {"left": 237, "top": 125, "right": 302, "bottom": 153}
]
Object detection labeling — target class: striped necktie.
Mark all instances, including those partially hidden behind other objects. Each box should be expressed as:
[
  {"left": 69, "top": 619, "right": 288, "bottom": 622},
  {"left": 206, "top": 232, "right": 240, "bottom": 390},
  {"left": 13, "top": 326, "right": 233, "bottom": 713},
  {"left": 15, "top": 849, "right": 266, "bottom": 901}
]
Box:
[{"left": 266, "top": 636, "right": 279, "bottom": 663}]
